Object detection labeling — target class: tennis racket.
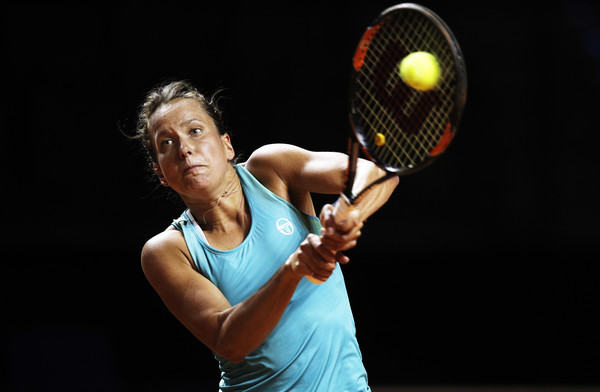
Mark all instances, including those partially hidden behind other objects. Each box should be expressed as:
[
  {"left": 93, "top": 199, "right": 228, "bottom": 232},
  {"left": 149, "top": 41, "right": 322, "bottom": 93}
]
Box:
[{"left": 308, "top": 3, "right": 467, "bottom": 284}]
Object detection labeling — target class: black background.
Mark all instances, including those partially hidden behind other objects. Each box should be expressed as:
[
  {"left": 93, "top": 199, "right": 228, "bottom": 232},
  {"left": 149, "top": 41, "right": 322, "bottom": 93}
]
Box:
[{"left": 2, "top": 1, "right": 600, "bottom": 390}]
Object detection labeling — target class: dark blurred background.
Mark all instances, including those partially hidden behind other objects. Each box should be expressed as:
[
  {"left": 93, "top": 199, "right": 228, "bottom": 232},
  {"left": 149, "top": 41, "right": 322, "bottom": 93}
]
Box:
[{"left": 2, "top": 1, "right": 599, "bottom": 390}]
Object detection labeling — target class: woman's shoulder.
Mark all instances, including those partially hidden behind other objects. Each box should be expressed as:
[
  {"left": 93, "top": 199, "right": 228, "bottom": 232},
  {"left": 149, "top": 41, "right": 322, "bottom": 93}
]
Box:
[
  {"left": 244, "top": 143, "right": 311, "bottom": 177},
  {"left": 141, "top": 227, "right": 188, "bottom": 269},
  {"left": 245, "top": 143, "right": 306, "bottom": 164}
]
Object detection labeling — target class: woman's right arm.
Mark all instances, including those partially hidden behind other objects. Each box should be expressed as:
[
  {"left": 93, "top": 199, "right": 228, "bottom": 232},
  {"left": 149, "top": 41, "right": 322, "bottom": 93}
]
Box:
[{"left": 140, "top": 228, "right": 343, "bottom": 363}]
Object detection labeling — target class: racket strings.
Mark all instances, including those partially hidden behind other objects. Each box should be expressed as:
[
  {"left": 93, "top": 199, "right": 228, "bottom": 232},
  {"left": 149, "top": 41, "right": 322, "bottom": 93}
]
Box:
[{"left": 352, "top": 9, "right": 458, "bottom": 171}]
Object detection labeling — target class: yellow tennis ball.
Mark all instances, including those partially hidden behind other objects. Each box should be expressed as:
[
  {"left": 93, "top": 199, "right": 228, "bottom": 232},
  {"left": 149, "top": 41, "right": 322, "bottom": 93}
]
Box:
[
  {"left": 374, "top": 132, "right": 386, "bottom": 146},
  {"left": 399, "top": 51, "right": 441, "bottom": 91}
]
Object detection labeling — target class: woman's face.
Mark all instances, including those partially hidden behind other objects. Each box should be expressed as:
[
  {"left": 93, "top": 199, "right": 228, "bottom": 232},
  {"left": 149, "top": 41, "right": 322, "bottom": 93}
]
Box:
[{"left": 148, "top": 98, "right": 235, "bottom": 201}]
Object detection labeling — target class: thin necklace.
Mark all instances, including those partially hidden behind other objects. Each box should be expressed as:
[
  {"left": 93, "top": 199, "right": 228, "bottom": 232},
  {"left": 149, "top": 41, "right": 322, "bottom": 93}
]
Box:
[{"left": 201, "top": 180, "right": 242, "bottom": 224}]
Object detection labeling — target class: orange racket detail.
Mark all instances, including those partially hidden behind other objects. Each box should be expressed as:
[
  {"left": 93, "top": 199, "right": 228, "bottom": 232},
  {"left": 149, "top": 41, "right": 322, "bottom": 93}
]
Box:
[
  {"left": 429, "top": 122, "right": 456, "bottom": 157},
  {"left": 353, "top": 24, "right": 382, "bottom": 72}
]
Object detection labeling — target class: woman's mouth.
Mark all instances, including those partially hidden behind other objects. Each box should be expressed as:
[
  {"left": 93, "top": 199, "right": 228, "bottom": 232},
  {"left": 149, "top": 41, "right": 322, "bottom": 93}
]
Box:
[{"left": 184, "top": 164, "right": 207, "bottom": 174}]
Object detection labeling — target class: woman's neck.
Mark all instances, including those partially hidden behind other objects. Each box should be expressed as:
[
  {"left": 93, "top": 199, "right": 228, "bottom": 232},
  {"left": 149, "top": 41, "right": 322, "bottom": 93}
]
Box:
[{"left": 185, "top": 169, "right": 246, "bottom": 233}]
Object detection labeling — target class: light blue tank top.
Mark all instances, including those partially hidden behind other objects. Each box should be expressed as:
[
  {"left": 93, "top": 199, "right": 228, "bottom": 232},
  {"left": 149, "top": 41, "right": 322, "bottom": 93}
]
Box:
[{"left": 172, "top": 165, "right": 370, "bottom": 392}]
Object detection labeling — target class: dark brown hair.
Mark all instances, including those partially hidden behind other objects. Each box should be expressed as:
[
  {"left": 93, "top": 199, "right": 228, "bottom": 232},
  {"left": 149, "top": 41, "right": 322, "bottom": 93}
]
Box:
[{"left": 135, "top": 80, "right": 227, "bottom": 163}]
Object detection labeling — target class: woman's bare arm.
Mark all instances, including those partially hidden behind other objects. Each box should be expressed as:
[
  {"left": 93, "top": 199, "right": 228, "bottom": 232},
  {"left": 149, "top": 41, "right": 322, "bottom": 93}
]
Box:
[
  {"left": 245, "top": 143, "right": 398, "bottom": 223},
  {"left": 141, "top": 227, "right": 341, "bottom": 363}
]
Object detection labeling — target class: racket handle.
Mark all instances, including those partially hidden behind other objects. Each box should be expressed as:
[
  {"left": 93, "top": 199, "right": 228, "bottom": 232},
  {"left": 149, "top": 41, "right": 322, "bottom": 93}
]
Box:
[
  {"left": 332, "top": 193, "right": 353, "bottom": 221},
  {"left": 307, "top": 275, "right": 326, "bottom": 284},
  {"left": 306, "top": 194, "right": 354, "bottom": 285}
]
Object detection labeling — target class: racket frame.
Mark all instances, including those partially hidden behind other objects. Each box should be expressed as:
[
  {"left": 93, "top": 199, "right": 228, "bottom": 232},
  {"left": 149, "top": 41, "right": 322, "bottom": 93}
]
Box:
[{"left": 341, "top": 2, "right": 467, "bottom": 206}]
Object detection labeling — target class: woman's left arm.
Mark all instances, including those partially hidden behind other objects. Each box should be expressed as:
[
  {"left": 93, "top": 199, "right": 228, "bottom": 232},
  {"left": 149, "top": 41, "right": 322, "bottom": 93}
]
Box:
[{"left": 245, "top": 143, "right": 399, "bottom": 223}]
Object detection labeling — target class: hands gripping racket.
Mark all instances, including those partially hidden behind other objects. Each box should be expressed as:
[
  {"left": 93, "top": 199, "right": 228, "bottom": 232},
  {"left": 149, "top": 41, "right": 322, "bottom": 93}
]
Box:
[{"left": 308, "top": 3, "right": 467, "bottom": 284}]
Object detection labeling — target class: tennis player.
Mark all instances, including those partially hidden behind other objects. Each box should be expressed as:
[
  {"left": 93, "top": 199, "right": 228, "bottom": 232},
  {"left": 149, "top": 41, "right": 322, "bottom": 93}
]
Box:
[{"left": 137, "top": 80, "right": 398, "bottom": 391}]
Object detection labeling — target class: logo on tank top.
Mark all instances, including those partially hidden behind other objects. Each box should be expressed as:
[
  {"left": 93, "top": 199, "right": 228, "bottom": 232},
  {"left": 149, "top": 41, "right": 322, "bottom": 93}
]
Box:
[{"left": 276, "top": 218, "right": 294, "bottom": 235}]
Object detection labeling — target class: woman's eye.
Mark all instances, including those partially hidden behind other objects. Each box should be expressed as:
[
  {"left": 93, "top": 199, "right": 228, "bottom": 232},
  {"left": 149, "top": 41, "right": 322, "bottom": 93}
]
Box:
[
  {"left": 191, "top": 128, "right": 202, "bottom": 135},
  {"left": 160, "top": 139, "right": 173, "bottom": 147}
]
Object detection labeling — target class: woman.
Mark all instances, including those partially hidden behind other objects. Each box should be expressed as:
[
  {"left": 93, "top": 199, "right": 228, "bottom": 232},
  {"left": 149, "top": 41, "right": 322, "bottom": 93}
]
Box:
[{"left": 137, "top": 80, "right": 398, "bottom": 391}]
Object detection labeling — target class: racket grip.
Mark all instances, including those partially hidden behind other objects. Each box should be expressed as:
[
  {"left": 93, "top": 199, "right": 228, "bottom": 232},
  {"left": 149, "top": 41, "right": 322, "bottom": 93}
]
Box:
[
  {"left": 307, "top": 275, "right": 326, "bottom": 284},
  {"left": 305, "top": 195, "right": 354, "bottom": 285},
  {"left": 332, "top": 194, "right": 353, "bottom": 221}
]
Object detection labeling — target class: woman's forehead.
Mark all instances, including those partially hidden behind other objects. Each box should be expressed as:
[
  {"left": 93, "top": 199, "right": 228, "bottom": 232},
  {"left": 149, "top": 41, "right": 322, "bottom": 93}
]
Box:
[{"left": 149, "top": 98, "right": 211, "bottom": 131}]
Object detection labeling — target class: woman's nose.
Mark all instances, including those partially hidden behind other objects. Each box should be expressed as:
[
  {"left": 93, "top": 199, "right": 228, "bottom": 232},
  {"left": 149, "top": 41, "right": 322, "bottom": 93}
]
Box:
[{"left": 179, "top": 140, "right": 193, "bottom": 158}]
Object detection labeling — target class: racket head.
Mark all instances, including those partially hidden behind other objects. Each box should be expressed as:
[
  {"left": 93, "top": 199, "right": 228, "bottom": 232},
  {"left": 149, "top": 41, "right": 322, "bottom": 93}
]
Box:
[{"left": 349, "top": 3, "right": 467, "bottom": 175}]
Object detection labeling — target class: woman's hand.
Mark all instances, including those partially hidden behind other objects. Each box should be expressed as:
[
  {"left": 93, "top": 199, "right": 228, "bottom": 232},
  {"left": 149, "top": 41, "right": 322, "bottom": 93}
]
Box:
[
  {"left": 319, "top": 203, "right": 363, "bottom": 253},
  {"left": 285, "top": 233, "right": 339, "bottom": 282},
  {"left": 285, "top": 203, "right": 365, "bottom": 283}
]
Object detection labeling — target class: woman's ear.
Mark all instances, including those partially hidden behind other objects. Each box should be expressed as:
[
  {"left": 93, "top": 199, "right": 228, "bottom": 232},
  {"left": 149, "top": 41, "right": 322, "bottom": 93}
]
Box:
[
  {"left": 153, "top": 163, "right": 169, "bottom": 187},
  {"left": 221, "top": 133, "right": 235, "bottom": 162}
]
